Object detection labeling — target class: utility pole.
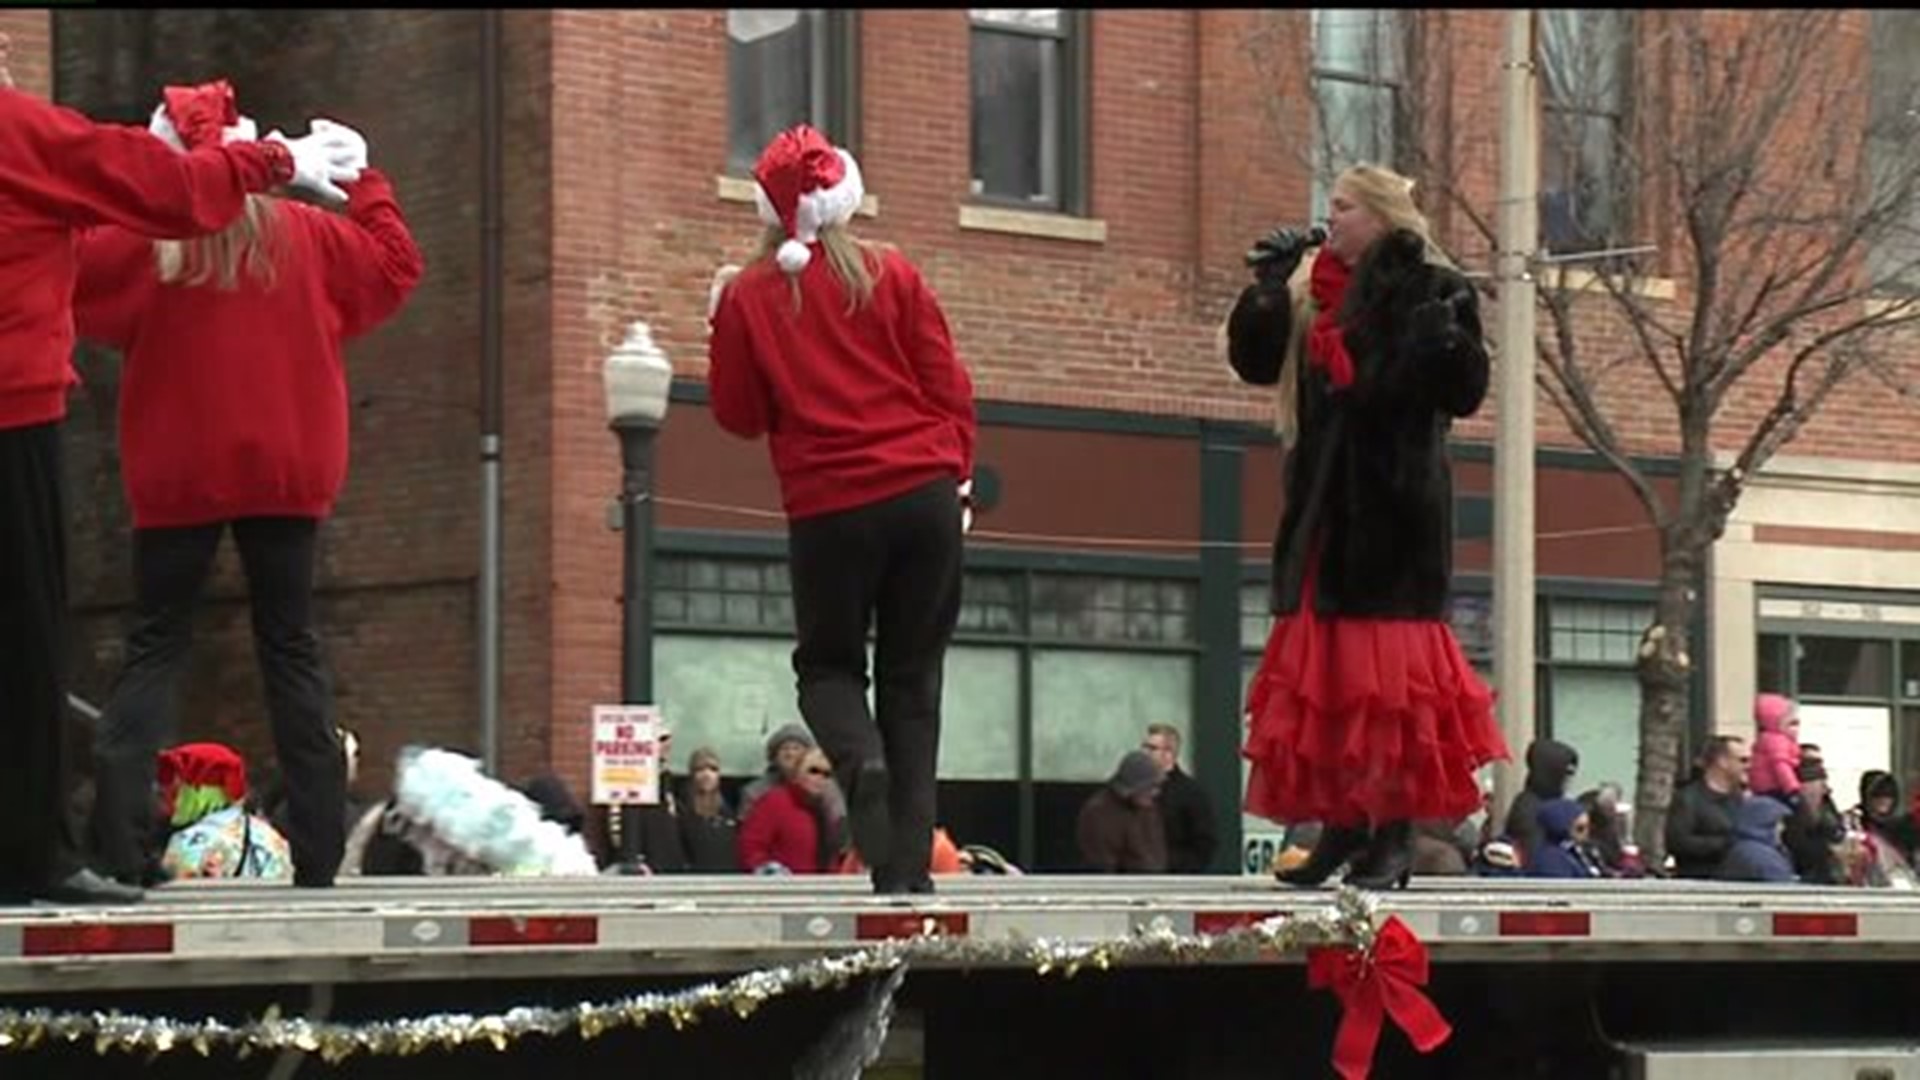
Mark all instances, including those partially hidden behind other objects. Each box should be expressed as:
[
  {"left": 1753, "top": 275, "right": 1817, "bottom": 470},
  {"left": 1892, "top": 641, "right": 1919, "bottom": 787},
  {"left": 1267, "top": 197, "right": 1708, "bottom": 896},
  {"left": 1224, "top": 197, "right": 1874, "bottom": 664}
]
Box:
[{"left": 1492, "top": 8, "right": 1540, "bottom": 820}]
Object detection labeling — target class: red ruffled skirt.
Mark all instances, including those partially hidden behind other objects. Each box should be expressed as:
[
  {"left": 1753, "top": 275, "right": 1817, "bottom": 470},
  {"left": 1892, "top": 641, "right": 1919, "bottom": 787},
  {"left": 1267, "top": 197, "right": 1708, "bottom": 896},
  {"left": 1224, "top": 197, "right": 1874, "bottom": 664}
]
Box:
[{"left": 1243, "top": 566, "right": 1509, "bottom": 827}]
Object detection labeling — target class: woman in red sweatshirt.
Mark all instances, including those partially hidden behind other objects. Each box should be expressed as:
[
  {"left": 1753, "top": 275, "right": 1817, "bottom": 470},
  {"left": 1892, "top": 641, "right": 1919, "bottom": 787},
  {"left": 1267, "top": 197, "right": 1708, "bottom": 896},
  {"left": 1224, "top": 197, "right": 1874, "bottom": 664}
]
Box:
[
  {"left": 708, "top": 124, "right": 976, "bottom": 896},
  {"left": 71, "top": 82, "right": 423, "bottom": 890},
  {"left": 0, "top": 46, "right": 363, "bottom": 907}
]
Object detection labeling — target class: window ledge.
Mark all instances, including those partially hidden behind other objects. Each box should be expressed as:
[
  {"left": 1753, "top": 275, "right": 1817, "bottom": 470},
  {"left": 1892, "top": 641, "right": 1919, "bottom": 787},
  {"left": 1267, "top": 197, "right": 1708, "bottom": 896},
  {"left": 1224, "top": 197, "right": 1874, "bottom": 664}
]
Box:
[
  {"left": 1542, "top": 266, "right": 1678, "bottom": 301},
  {"left": 957, "top": 204, "right": 1107, "bottom": 244},
  {"left": 715, "top": 174, "right": 879, "bottom": 218}
]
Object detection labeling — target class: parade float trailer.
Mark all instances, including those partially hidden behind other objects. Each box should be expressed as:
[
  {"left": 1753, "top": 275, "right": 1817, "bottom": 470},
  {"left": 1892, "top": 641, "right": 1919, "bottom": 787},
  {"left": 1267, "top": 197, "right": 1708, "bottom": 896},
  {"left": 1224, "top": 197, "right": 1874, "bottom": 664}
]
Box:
[{"left": 1, "top": 876, "right": 1918, "bottom": 1077}]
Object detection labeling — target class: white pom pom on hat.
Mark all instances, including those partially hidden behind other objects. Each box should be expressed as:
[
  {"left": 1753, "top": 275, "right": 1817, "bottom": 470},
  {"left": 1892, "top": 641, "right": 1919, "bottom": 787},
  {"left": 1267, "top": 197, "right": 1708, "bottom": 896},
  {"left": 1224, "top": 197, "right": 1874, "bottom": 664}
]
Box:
[
  {"left": 777, "top": 238, "right": 813, "bottom": 274},
  {"left": 751, "top": 123, "right": 866, "bottom": 276}
]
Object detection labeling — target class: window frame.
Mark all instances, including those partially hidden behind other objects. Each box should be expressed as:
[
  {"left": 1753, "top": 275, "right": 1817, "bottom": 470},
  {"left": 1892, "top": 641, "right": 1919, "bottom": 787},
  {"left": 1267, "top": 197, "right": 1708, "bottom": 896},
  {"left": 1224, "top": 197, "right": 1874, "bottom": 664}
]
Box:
[
  {"left": 966, "top": 8, "right": 1092, "bottom": 217},
  {"left": 1536, "top": 8, "right": 1637, "bottom": 259},
  {"left": 1307, "top": 8, "right": 1406, "bottom": 220},
  {"left": 723, "top": 9, "right": 862, "bottom": 178}
]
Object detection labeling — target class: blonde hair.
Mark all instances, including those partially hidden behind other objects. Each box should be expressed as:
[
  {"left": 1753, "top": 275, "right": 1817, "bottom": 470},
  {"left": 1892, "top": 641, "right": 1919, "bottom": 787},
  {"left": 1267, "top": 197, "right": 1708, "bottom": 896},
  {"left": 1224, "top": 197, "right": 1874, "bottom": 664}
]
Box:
[
  {"left": 753, "top": 223, "right": 886, "bottom": 314},
  {"left": 1251, "top": 163, "right": 1448, "bottom": 444},
  {"left": 154, "top": 194, "right": 283, "bottom": 291}
]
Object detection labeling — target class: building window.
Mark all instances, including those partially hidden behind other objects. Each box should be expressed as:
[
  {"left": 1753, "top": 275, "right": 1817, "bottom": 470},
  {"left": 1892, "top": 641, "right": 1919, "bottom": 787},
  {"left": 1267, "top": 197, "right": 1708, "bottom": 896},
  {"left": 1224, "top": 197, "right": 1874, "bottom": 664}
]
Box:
[
  {"left": 653, "top": 551, "right": 1196, "bottom": 869},
  {"left": 1309, "top": 9, "right": 1403, "bottom": 220},
  {"left": 958, "top": 571, "right": 1024, "bottom": 636},
  {"left": 1544, "top": 596, "right": 1652, "bottom": 804},
  {"left": 968, "top": 9, "right": 1089, "bottom": 213},
  {"left": 654, "top": 555, "right": 793, "bottom": 632},
  {"left": 1030, "top": 573, "right": 1194, "bottom": 645},
  {"left": 1867, "top": 10, "right": 1920, "bottom": 294},
  {"left": 726, "top": 10, "right": 859, "bottom": 175},
  {"left": 1538, "top": 9, "right": 1632, "bottom": 256}
]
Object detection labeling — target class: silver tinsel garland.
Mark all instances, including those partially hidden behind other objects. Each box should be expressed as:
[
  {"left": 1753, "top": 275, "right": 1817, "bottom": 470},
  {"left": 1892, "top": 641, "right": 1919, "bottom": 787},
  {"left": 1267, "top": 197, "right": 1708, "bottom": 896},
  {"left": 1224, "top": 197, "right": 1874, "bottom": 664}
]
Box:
[{"left": 0, "top": 889, "right": 1377, "bottom": 1064}]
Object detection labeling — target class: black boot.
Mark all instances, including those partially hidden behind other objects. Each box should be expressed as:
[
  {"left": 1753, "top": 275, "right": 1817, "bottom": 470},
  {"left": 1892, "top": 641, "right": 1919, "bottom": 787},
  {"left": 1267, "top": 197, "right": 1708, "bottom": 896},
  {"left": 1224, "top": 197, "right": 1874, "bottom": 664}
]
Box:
[
  {"left": 1344, "top": 821, "right": 1413, "bottom": 891},
  {"left": 1275, "top": 824, "right": 1371, "bottom": 887}
]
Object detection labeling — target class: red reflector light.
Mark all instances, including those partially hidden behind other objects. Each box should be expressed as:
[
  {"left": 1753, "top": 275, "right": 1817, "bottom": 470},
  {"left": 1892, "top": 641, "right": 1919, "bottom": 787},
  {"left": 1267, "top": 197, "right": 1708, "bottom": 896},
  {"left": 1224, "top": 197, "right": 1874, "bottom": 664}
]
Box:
[
  {"left": 1498, "top": 912, "right": 1591, "bottom": 937},
  {"left": 855, "top": 912, "right": 969, "bottom": 940},
  {"left": 1772, "top": 912, "right": 1858, "bottom": 938},
  {"left": 1194, "top": 912, "right": 1285, "bottom": 935},
  {"left": 23, "top": 923, "right": 174, "bottom": 957},
  {"left": 469, "top": 916, "right": 598, "bottom": 947}
]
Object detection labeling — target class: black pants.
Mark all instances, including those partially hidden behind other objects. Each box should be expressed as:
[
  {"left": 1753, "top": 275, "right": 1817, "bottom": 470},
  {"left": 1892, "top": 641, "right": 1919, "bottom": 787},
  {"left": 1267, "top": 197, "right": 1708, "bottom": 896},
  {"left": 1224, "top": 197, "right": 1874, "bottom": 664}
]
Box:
[
  {"left": 90, "top": 517, "right": 346, "bottom": 886},
  {"left": 788, "top": 477, "right": 962, "bottom": 887},
  {"left": 0, "top": 422, "right": 82, "bottom": 897}
]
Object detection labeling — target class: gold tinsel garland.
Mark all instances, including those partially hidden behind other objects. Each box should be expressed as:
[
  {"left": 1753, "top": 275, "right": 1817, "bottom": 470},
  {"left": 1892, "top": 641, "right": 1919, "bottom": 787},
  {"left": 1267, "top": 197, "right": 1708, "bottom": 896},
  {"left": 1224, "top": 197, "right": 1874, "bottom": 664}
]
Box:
[{"left": 0, "top": 889, "right": 1378, "bottom": 1064}]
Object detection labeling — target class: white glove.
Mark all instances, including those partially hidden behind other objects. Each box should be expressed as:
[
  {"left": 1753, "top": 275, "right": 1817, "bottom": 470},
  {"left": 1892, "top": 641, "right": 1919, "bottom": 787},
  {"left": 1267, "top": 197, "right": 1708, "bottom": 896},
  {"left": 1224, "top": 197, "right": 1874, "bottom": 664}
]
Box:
[
  {"left": 708, "top": 264, "right": 742, "bottom": 320},
  {"left": 267, "top": 124, "right": 365, "bottom": 204},
  {"left": 958, "top": 478, "right": 974, "bottom": 535},
  {"left": 307, "top": 117, "right": 369, "bottom": 173}
]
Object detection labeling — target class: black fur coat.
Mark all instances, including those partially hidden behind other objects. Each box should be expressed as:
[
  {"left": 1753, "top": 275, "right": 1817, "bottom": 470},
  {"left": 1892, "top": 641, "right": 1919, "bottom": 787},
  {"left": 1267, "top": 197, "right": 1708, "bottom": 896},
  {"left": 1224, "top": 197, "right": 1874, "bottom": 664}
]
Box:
[{"left": 1227, "top": 228, "right": 1488, "bottom": 620}]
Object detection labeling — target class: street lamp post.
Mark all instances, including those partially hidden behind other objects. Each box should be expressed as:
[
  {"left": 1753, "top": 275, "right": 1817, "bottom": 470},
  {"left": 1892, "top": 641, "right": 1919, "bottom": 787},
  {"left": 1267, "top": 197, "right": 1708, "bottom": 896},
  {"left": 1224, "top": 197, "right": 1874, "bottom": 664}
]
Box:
[{"left": 603, "top": 321, "right": 674, "bottom": 864}]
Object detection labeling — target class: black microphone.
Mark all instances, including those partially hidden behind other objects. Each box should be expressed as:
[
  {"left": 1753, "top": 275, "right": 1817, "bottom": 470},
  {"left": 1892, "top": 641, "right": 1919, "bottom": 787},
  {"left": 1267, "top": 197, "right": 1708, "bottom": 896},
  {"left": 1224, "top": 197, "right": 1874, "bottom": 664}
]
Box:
[{"left": 1247, "top": 224, "right": 1330, "bottom": 268}]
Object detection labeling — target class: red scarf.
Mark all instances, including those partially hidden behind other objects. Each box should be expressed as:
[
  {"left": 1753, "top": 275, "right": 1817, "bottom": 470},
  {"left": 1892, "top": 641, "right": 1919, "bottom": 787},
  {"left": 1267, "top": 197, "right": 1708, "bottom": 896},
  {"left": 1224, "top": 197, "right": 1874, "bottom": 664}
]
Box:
[{"left": 1307, "top": 253, "right": 1356, "bottom": 390}]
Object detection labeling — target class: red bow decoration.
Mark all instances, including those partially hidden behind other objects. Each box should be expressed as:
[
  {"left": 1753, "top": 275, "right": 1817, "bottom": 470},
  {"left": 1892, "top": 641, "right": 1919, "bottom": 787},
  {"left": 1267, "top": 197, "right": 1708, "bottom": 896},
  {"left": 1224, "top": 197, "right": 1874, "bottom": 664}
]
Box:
[
  {"left": 161, "top": 79, "right": 240, "bottom": 151},
  {"left": 1307, "top": 916, "right": 1452, "bottom": 1080}
]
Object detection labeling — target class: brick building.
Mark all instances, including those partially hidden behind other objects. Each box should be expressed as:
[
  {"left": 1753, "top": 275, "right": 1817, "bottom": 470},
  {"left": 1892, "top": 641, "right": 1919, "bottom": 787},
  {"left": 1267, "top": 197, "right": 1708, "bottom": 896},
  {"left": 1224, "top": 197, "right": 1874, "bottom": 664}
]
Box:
[{"left": 15, "top": 9, "right": 1920, "bottom": 871}]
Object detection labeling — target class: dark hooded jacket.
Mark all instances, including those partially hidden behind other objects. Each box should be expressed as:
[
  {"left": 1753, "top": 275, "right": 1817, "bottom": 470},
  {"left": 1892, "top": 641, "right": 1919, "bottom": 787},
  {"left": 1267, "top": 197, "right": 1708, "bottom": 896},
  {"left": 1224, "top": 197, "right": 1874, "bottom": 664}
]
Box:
[
  {"left": 1505, "top": 739, "right": 1578, "bottom": 863},
  {"left": 1525, "top": 798, "right": 1604, "bottom": 879},
  {"left": 1718, "top": 796, "right": 1796, "bottom": 883}
]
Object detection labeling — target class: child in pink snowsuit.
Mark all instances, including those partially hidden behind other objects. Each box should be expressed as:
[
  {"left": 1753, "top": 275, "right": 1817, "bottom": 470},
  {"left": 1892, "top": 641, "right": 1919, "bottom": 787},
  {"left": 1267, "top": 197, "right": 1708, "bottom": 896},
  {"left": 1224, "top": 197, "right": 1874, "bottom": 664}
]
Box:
[{"left": 1749, "top": 693, "right": 1802, "bottom": 803}]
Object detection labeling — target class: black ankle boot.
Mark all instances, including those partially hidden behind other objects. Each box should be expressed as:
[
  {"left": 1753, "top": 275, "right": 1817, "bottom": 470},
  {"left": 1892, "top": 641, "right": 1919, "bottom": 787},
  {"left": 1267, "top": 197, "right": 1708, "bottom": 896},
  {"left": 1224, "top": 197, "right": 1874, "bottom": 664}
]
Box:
[
  {"left": 1344, "top": 821, "right": 1413, "bottom": 891},
  {"left": 1275, "top": 824, "right": 1371, "bottom": 887}
]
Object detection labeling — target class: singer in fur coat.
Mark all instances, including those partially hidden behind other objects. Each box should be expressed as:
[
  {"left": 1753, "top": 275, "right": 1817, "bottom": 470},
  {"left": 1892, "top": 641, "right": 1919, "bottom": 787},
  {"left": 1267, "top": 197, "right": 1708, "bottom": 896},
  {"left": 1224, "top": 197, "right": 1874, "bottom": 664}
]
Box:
[{"left": 1227, "top": 163, "right": 1507, "bottom": 891}]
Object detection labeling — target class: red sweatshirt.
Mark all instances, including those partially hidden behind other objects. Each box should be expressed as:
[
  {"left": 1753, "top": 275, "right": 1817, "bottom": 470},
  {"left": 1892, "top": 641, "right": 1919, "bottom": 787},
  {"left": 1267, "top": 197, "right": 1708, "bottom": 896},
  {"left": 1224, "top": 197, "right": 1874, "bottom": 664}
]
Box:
[
  {"left": 737, "top": 781, "right": 823, "bottom": 874},
  {"left": 708, "top": 246, "right": 976, "bottom": 520},
  {"left": 0, "top": 87, "right": 294, "bottom": 431},
  {"left": 71, "top": 170, "right": 423, "bottom": 528}
]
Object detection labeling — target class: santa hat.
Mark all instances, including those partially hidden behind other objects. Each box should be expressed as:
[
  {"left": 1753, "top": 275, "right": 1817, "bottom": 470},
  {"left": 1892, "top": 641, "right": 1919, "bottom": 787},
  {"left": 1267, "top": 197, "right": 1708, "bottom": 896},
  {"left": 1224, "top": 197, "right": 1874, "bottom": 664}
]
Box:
[
  {"left": 148, "top": 79, "right": 259, "bottom": 153},
  {"left": 751, "top": 123, "right": 865, "bottom": 275},
  {"left": 156, "top": 742, "right": 249, "bottom": 827}
]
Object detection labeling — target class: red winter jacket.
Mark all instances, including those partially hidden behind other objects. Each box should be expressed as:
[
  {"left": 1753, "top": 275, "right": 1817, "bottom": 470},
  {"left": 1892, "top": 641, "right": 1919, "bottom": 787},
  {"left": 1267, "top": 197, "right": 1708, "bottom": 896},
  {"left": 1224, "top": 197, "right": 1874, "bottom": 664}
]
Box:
[
  {"left": 737, "top": 781, "right": 823, "bottom": 874},
  {"left": 0, "top": 87, "right": 293, "bottom": 431},
  {"left": 708, "top": 245, "right": 976, "bottom": 520},
  {"left": 71, "top": 170, "right": 422, "bottom": 528}
]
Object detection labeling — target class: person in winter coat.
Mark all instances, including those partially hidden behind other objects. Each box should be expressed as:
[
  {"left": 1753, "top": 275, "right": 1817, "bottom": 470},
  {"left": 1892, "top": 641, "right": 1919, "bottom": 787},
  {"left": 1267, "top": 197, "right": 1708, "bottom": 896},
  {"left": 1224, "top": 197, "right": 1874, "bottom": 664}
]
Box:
[
  {"left": 1577, "top": 784, "right": 1628, "bottom": 875},
  {"left": 1718, "top": 795, "right": 1797, "bottom": 883},
  {"left": 75, "top": 82, "right": 421, "bottom": 892},
  {"left": 738, "top": 723, "right": 815, "bottom": 821},
  {"left": 1748, "top": 693, "right": 1802, "bottom": 804},
  {"left": 709, "top": 124, "right": 975, "bottom": 896},
  {"left": 1525, "top": 798, "right": 1604, "bottom": 880},
  {"left": 1666, "top": 736, "right": 1748, "bottom": 879},
  {"left": 0, "top": 53, "right": 360, "bottom": 906},
  {"left": 1141, "top": 724, "right": 1219, "bottom": 873},
  {"left": 1781, "top": 758, "right": 1845, "bottom": 885},
  {"left": 1845, "top": 770, "right": 1920, "bottom": 888},
  {"left": 678, "top": 747, "right": 741, "bottom": 872},
  {"left": 1231, "top": 163, "right": 1506, "bottom": 892},
  {"left": 1505, "top": 739, "right": 1580, "bottom": 866},
  {"left": 738, "top": 747, "right": 837, "bottom": 874},
  {"left": 1077, "top": 751, "right": 1169, "bottom": 874}
]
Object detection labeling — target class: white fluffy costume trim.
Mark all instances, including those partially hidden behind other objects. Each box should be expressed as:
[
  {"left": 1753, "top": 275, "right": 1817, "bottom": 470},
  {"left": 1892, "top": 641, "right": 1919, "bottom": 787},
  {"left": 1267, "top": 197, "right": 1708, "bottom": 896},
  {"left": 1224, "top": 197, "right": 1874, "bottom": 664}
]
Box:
[{"left": 390, "top": 747, "right": 599, "bottom": 877}]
